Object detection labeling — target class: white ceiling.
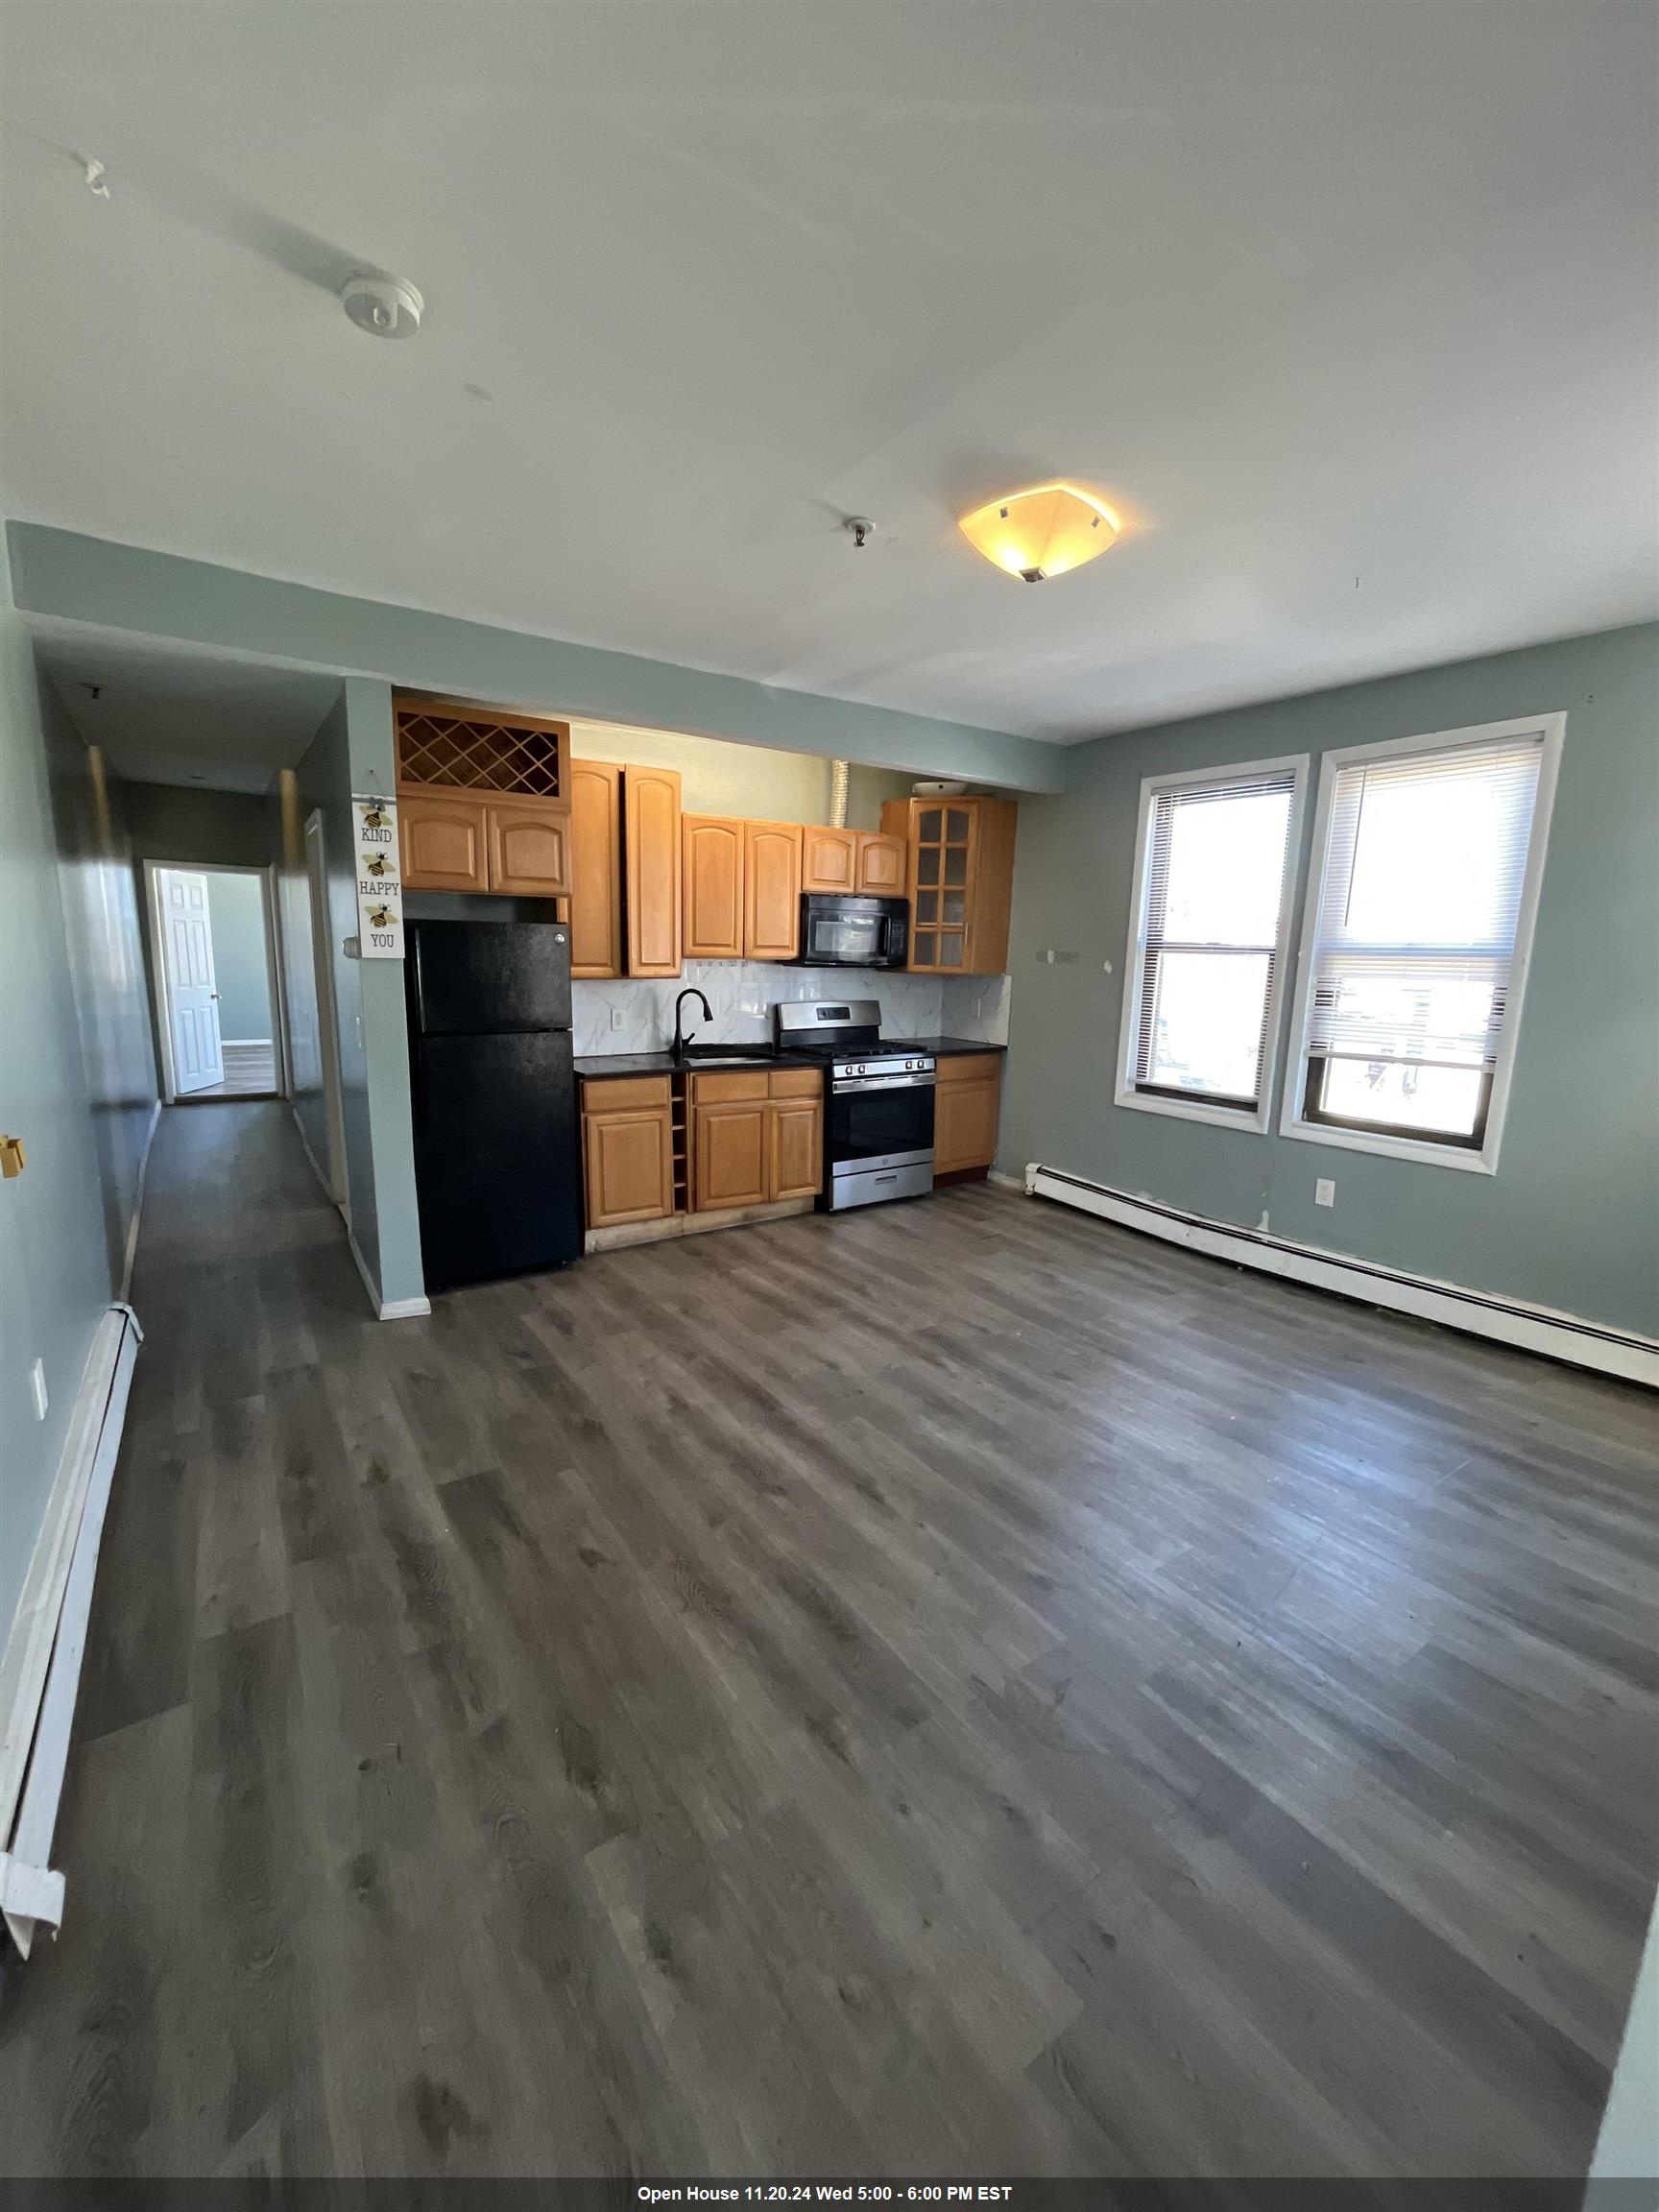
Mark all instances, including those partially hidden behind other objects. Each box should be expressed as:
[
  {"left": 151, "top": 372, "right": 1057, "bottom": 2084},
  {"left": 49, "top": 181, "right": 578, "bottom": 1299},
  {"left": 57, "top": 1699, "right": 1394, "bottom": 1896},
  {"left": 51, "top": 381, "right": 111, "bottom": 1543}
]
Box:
[
  {"left": 30, "top": 620, "right": 340, "bottom": 793},
  {"left": 3, "top": 2, "right": 1654, "bottom": 745}
]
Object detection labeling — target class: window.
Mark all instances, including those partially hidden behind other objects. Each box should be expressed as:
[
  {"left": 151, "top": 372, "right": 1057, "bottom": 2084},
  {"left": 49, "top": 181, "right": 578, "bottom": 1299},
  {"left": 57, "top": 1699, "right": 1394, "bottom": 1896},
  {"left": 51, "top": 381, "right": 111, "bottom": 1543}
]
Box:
[
  {"left": 1284, "top": 714, "right": 1562, "bottom": 1172},
  {"left": 1116, "top": 757, "right": 1306, "bottom": 1130}
]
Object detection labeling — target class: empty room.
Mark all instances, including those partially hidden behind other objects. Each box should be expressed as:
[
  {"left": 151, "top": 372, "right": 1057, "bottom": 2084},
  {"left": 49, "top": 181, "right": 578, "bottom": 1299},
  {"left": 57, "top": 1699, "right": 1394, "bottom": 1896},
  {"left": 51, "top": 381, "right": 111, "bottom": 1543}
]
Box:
[{"left": 1, "top": 1, "right": 1655, "bottom": 2198}]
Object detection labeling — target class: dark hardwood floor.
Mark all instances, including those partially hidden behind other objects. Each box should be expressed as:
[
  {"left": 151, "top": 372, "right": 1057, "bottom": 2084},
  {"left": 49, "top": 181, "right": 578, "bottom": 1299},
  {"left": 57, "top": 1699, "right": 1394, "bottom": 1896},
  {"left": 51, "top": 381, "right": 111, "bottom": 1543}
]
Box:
[{"left": 3, "top": 1102, "right": 1654, "bottom": 2179}]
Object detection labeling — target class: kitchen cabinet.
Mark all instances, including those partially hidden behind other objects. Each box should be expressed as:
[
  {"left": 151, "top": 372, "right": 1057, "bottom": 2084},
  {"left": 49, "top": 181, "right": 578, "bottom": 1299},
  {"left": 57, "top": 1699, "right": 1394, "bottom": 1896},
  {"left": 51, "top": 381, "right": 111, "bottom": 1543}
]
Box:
[
  {"left": 399, "top": 792, "right": 489, "bottom": 893},
  {"left": 396, "top": 692, "right": 574, "bottom": 897},
  {"left": 568, "top": 759, "right": 622, "bottom": 977},
  {"left": 689, "top": 1066, "right": 822, "bottom": 1211},
  {"left": 683, "top": 815, "right": 745, "bottom": 959},
  {"left": 770, "top": 1094, "right": 823, "bottom": 1200},
  {"left": 855, "top": 831, "right": 907, "bottom": 896},
  {"left": 932, "top": 1053, "right": 1002, "bottom": 1178},
  {"left": 485, "top": 796, "right": 571, "bottom": 897},
  {"left": 400, "top": 791, "right": 571, "bottom": 896},
  {"left": 881, "top": 795, "right": 1017, "bottom": 974},
  {"left": 744, "top": 821, "right": 803, "bottom": 961},
  {"left": 803, "top": 826, "right": 857, "bottom": 893},
  {"left": 625, "top": 764, "right": 683, "bottom": 977},
  {"left": 581, "top": 1075, "right": 675, "bottom": 1227}
]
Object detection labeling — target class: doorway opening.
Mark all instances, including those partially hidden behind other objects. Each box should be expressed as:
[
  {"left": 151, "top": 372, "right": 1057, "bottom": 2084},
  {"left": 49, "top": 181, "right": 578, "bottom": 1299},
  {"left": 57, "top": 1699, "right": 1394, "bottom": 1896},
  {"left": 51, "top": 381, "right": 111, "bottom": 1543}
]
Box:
[{"left": 144, "top": 861, "right": 288, "bottom": 1102}]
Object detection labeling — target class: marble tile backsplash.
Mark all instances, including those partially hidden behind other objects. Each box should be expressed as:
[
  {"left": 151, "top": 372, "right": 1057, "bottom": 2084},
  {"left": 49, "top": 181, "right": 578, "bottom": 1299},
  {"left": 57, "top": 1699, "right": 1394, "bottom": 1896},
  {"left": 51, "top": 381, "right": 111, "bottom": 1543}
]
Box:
[{"left": 572, "top": 963, "right": 1011, "bottom": 1056}]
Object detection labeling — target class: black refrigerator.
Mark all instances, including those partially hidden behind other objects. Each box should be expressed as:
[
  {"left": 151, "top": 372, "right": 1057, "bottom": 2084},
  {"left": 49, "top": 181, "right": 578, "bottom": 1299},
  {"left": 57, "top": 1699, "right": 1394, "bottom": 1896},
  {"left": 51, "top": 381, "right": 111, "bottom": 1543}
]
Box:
[{"left": 405, "top": 920, "right": 583, "bottom": 1291}]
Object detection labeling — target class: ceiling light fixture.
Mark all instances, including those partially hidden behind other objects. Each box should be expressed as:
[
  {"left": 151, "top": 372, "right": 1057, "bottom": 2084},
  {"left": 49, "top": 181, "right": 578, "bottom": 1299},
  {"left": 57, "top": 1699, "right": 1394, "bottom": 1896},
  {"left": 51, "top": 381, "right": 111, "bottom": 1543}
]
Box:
[
  {"left": 958, "top": 482, "right": 1119, "bottom": 582},
  {"left": 342, "top": 275, "right": 424, "bottom": 340}
]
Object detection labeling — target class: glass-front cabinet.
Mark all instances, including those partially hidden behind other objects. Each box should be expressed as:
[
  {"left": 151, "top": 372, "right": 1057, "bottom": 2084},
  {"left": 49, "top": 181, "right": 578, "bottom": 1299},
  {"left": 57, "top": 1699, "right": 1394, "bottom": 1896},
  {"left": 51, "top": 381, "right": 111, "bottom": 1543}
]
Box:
[{"left": 881, "top": 795, "right": 1018, "bottom": 975}]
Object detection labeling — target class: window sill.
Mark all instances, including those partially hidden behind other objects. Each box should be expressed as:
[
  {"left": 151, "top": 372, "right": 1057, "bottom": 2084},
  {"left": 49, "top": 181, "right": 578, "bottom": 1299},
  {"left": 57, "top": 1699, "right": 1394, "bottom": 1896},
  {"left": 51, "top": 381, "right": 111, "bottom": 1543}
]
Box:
[
  {"left": 1280, "top": 1115, "right": 1497, "bottom": 1173},
  {"left": 1114, "top": 1087, "right": 1269, "bottom": 1135}
]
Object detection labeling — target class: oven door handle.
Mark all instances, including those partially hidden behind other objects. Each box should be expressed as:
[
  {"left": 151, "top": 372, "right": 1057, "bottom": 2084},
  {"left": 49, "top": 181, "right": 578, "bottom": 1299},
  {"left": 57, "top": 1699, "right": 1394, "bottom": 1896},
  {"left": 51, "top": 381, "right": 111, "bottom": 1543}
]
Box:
[{"left": 830, "top": 1073, "right": 937, "bottom": 1094}]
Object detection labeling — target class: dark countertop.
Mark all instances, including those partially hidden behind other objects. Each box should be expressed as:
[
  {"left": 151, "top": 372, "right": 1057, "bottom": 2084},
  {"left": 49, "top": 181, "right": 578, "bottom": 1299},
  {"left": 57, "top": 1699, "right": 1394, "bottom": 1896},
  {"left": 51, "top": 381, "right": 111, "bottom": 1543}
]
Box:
[
  {"left": 903, "top": 1036, "right": 1007, "bottom": 1057},
  {"left": 575, "top": 1047, "right": 824, "bottom": 1078},
  {"left": 576, "top": 1035, "right": 1006, "bottom": 1078}
]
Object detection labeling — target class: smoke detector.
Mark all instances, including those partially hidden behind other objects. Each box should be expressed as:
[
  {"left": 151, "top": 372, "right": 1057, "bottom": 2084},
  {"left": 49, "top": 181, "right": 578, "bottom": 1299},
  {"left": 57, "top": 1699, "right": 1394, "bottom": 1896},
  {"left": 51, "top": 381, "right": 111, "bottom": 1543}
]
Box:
[{"left": 341, "top": 275, "right": 423, "bottom": 340}]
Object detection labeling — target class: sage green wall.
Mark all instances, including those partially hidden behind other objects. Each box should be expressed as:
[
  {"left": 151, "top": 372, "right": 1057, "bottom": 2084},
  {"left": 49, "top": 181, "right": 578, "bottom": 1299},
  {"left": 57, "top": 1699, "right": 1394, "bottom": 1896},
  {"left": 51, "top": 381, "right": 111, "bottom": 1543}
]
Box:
[
  {"left": 278, "top": 679, "right": 424, "bottom": 1313},
  {"left": 123, "top": 781, "right": 276, "bottom": 871},
  {"left": 0, "top": 574, "right": 156, "bottom": 1654},
  {"left": 7, "top": 523, "right": 1064, "bottom": 794},
  {"left": 1000, "top": 623, "right": 1659, "bottom": 1336},
  {"left": 204, "top": 871, "right": 272, "bottom": 1040}
]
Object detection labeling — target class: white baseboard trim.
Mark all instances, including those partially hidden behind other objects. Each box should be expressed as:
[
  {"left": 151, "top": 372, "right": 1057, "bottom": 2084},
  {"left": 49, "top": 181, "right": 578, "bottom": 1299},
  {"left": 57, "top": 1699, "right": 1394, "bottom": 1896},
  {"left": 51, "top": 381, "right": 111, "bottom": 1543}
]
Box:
[
  {"left": 1025, "top": 1163, "right": 1659, "bottom": 1388},
  {"left": 120, "top": 1097, "right": 164, "bottom": 1302},
  {"left": 347, "top": 1224, "right": 430, "bottom": 1322},
  {"left": 0, "top": 1303, "right": 143, "bottom": 1953}
]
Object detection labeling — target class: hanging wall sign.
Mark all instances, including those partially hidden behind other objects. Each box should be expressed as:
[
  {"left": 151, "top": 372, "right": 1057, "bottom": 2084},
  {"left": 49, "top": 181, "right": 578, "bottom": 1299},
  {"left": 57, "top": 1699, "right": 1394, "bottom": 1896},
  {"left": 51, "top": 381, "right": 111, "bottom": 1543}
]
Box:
[{"left": 351, "top": 794, "right": 404, "bottom": 959}]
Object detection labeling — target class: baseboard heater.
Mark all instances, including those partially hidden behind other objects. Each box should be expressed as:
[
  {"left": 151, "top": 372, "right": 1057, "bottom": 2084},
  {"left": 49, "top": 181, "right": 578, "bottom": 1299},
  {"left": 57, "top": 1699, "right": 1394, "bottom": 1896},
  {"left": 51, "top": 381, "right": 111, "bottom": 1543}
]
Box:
[
  {"left": 0, "top": 1303, "right": 143, "bottom": 1954},
  {"left": 1024, "top": 1164, "right": 1658, "bottom": 1389}
]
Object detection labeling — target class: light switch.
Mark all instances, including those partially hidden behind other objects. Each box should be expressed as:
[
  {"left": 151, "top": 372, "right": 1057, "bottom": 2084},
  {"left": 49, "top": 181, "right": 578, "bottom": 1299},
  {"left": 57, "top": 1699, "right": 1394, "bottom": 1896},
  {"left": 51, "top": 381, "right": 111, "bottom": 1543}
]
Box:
[{"left": 1315, "top": 1178, "right": 1335, "bottom": 1208}]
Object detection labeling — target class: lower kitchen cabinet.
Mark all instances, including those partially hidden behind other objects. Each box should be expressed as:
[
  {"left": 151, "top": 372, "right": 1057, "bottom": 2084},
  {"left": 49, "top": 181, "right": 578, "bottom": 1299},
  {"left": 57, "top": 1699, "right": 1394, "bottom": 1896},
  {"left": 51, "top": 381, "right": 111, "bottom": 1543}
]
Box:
[
  {"left": 769, "top": 1094, "right": 823, "bottom": 1200},
  {"left": 932, "top": 1053, "right": 1002, "bottom": 1177},
  {"left": 694, "top": 1097, "right": 770, "bottom": 1211},
  {"left": 690, "top": 1067, "right": 823, "bottom": 1212},
  {"left": 581, "top": 1076, "right": 675, "bottom": 1227}
]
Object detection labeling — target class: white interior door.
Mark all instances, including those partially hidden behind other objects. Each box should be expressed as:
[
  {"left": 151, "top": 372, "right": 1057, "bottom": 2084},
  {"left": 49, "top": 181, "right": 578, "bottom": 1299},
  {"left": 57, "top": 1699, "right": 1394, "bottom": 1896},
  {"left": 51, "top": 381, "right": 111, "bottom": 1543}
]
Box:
[{"left": 161, "top": 869, "right": 224, "bottom": 1094}]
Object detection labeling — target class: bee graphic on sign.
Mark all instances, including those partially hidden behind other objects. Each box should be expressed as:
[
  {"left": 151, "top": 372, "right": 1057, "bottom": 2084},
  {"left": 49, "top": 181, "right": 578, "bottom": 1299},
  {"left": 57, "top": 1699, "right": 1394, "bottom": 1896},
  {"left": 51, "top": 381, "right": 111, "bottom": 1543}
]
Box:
[
  {"left": 360, "top": 804, "right": 390, "bottom": 831},
  {"left": 364, "top": 854, "right": 390, "bottom": 878},
  {"left": 369, "top": 905, "right": 395, "bottom": 930}
]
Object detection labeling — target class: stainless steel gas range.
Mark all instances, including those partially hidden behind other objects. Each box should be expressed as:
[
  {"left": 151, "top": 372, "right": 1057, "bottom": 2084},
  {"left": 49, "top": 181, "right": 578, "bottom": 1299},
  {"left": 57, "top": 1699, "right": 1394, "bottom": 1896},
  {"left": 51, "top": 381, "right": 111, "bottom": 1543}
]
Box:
[{"left": 774, "top": 999, "right": 936, "bottom": 1211}]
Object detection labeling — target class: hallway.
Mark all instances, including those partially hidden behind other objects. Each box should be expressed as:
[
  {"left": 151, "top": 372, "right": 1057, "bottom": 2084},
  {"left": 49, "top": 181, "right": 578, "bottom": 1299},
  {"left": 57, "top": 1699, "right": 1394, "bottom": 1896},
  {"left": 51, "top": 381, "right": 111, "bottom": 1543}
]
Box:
[{"left": 1, "top": 1103, "right": 1654, "bottom": 2178}]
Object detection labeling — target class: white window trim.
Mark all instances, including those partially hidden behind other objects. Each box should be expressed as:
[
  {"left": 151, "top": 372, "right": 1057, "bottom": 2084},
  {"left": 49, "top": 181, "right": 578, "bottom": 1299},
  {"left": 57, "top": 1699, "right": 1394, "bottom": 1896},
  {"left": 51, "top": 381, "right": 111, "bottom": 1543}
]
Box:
[
  {"left": 1114, "top": 752, "right": 1310, "bottom": 1135},
  {"left": 1280, "top": 710, "right": 1565, "bottom": 1174}
]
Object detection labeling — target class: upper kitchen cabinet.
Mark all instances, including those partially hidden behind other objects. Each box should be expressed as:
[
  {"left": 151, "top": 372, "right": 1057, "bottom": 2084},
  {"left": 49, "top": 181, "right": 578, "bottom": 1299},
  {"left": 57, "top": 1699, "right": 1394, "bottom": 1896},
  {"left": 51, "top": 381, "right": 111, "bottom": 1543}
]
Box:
[
  {"left": 568, "top": 758, "right": 622, "bottom": 977},
  {"left": 684, "top": 815, "right": 745, "bottom": 959},
  {"left": 744, "top": 821, "right": 803, "bottom": 961},
  {"left": 855, "top": 830, "right": 907, "bottom": 897},
  {"left": 881, "top": 795, "right": 1017, "bottom": 974},
  {"left": 486, "top": 797, "right": 571, "bottom": 897},
  {"left": 624, "top": 764, "right": 684, "bottom": 976},
  {"left": 802, "top": 825, "right": 857, "bottom": 894},
  {"left": 399, "top": 791, "right": 490, "bottom": 893},
  {"left": 396, "top": 691, "right": 573, "bottom": 896}
]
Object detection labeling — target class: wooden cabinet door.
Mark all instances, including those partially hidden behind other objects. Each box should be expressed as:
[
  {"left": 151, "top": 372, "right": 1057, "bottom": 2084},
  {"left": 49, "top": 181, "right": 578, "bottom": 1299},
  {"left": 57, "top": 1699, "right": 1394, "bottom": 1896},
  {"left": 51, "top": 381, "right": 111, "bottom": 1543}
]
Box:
[
  {"left": 802, "top": 825, "right": 857, "bottom": 894},
  {"left": 769, "top": 1097, "right": 823, "bottom": 1200},
  {"left": 933, "top": 1071, "right": 1000, "bottom": 1175},
  {"left": 568, "top": 759, "right": 621, "bottom": 976},
  {"left": 855, "top": 831, "right": 906, "bottom": 897},
  {"left": 624, "top": 765, "right": 682, "bottom": 976},
  {"left": 584, "top": 1107, "right": 675, "bottom": 1227},
  {"left": 693, "top": 1099, "right": 769, "bottom": 1212},
  {"left": 399, "top": 791, "right": 489, "bottom": 892},
  {"left": 744, "top": 821, "right": 803, "bottom": 960},
  {"left": 683, "top": 815, "right": 745, "bottom": 959},
  {"left": 486, "top": 798, "right": 571, "bottom": 897}
]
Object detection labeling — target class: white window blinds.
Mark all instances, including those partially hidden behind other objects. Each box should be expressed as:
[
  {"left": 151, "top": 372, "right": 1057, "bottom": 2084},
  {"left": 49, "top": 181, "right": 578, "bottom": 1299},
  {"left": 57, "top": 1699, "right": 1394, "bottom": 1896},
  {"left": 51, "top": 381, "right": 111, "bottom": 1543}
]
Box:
[
  {"left": 1132, "top": 768, "right": 1297, "bottom": 1108},
  {"left": 1302, "top": 733, "right": 1545, "bottom": 1138}
]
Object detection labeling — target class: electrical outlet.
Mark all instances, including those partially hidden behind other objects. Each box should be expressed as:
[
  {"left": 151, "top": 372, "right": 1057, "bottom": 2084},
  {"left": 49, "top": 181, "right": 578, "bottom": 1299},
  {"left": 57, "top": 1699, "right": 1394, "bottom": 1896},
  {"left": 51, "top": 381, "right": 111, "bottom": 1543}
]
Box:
[
  {"left": 1314, "top": 1178, "right": 1335, "bottom": 1208},
  {"left": 610, "top": 1006, "right": 627, "bottom": 1030},
  {"left": 29, "top": 1357, "right": 48, "bottom": 1420}
]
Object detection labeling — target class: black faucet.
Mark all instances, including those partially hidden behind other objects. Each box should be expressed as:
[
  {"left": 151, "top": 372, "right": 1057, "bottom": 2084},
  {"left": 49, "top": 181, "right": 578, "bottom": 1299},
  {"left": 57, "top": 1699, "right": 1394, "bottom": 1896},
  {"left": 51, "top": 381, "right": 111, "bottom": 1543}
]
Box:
[{"left": 672, "top": 987, "right": 713, "bottom": 1059}]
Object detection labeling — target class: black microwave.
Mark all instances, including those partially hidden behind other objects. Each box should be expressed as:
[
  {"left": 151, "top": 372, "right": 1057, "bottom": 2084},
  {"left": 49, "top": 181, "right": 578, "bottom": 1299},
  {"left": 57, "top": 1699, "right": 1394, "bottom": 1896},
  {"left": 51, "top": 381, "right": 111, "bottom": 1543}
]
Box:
[{"left": 797, "top": 894, "right": 909, "bottom": 970}]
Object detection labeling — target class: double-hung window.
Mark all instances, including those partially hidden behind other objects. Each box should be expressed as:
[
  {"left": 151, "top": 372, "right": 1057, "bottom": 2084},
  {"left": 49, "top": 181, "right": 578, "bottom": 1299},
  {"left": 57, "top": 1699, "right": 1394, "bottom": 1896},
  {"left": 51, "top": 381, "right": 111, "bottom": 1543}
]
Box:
[
  {"left": 1284, "top": 714, "right": 1562, "bottom": 1171},
  {"left": 1117, "top": 757, "right": 1306, "bottom": 1130}
]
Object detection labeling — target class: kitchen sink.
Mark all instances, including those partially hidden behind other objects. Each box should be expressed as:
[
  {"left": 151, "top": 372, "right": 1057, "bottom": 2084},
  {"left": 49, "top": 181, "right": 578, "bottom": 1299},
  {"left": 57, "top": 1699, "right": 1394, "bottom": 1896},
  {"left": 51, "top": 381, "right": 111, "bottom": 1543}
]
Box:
[{"left": 672, "top": 1044, "right": 779, "bottom": 1065}]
